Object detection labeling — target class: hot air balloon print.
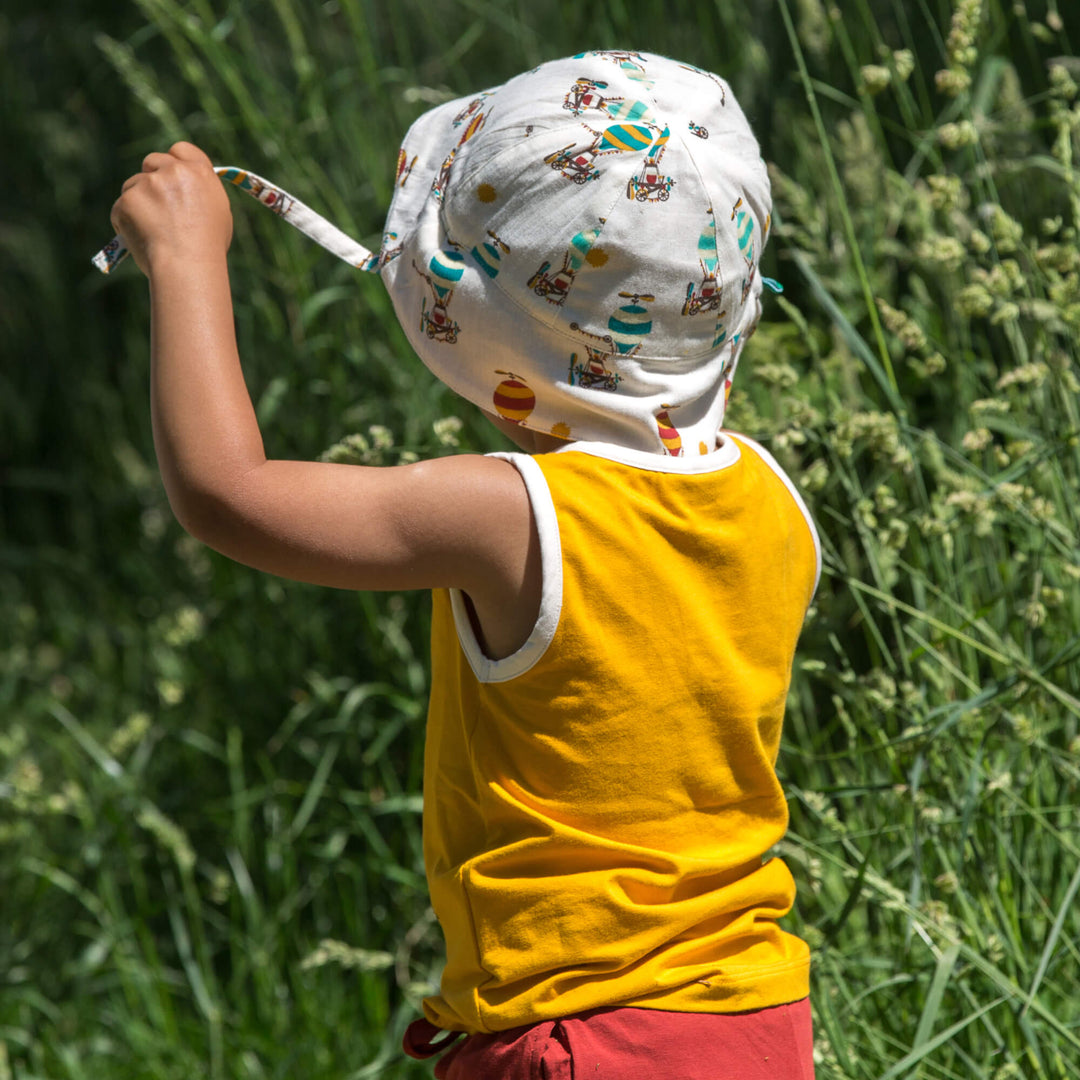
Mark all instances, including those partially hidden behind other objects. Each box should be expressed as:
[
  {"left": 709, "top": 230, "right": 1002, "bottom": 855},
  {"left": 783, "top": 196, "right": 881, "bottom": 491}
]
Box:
[
  {"left": 544, "top": 123, "right": 655, "bottom": 184},
  {"left": 431, "top": 148, "right": 458, "bottom": 202},
  {"left": 395, "top": 148, "right": 417, "bottom": 187},
  {"left": 655, "top": 404, "right": 683, "bottom": 456},
  {"left": 564, "top": 79, "right": 659, "bottom": 126},
  {"left": 572, "top": 50, "right": 654, "bottom": 88},
  {"left": 414, "top": 251, "right": 465, "bottom": 343},
  {"left": 601, "top": 97, "right": 657, "bottom": 126},
  {"left": 219, "top": 169, "right": 294, "bottom": 217},
  {"left": 573, "top": 49, "right": 646, "bottom": 72},
  {"left": 459, "top": 110, "right": 486, "bottom": 144},
  {"left": 607, "top": 292, "right": 654, "bottom": 356},
  {"left": 563, "top": 77, "right": 619, "bottom": 117},
  {"left": 683, "top": 208, "right": 726, "bottom": 317},
  {"left": 452, "top": 93, "right": 491, "bottom": 127},
  {"left": 529, "top": 217, "right": 607, "bottom": 304},
  {"left": 712, "top": 312, "right": 728, "bottom": 349},
  {"left": 599, "top": 123, "right": 655, "bottom": 153},
  {"left": 376, "top": 230, "right": 403, "bottom": 271},
  {"left": 565, "top": 291, "right": 652, "bottom": 391},
  {"left": 470, "top": 231, "right": 510, "bottom": 279},
  {"left": 626, "top": 125, "right": 675, "bottom": 202},
  {"left": 432, "top": 110, "right": 488, "bottom": 202},
  {"left": 732, "top": 197, "right": 757, "bottom": 302},
  {"left": 492, "top": 371, "right": 536, "bottom": 424}
]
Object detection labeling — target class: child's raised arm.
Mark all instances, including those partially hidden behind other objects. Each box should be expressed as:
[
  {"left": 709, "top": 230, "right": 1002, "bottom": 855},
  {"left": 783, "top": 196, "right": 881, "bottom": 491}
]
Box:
[{"left": 109, "top": 143, "right": 538, "bottom": 633}]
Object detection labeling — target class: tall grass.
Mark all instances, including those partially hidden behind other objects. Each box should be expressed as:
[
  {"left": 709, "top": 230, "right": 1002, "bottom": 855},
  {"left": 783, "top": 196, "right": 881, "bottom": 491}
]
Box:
[{"left": 3, "top": 0, "right": 1079, "bottom": 1076}]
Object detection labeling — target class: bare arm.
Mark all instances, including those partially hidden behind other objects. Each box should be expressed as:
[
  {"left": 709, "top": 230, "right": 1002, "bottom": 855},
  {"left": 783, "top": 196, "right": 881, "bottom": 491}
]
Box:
[{"left": 109, "top": 143, "right": 538, "bottom": 625}]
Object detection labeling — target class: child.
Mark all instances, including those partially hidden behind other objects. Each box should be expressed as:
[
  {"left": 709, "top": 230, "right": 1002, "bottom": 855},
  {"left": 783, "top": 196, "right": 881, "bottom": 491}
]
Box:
[{"left": 109, "top": 51, "right": 820, "bottom": 1079}]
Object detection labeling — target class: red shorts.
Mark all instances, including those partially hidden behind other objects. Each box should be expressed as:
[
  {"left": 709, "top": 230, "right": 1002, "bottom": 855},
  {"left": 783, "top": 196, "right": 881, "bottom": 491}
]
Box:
[{"left": 404, "top": 999, "right": 815, "bottom": 1079}]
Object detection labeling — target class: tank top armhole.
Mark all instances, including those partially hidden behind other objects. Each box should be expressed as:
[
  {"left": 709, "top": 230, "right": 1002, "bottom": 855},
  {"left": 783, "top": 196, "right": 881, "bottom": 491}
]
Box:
[
  {"left": 445, "top": 451, "right": 564, "bottom": 684},
  {"left": 726, "top": 433, "right": 822, "bottom": 600}
]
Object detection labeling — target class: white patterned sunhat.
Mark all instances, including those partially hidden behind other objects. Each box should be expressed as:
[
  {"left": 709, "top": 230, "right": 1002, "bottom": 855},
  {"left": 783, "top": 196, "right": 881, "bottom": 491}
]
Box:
[
  {"left": 377, "top": 50, "right": 775, "bottom": 456},
  {"left": 92, "top": 51, "right": 774, "bottom": 456}
]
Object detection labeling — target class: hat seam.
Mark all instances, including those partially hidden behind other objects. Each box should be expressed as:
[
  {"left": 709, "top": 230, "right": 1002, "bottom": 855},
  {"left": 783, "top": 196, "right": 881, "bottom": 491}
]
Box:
[{"left": 439, "top": 131, "right": 736, "bottom": 363}]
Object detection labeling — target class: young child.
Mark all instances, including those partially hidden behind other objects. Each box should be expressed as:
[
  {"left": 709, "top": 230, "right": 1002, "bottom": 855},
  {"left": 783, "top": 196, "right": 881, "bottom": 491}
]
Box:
[{"left": 109, "top": 51, "right": 820, "bottom": 1079}]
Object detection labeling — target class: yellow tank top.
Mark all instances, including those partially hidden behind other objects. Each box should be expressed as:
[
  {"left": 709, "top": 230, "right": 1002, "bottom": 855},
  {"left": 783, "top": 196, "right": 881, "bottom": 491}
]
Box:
[{"left": 423, "top": 433, "right": 820, "bottom": 1034}]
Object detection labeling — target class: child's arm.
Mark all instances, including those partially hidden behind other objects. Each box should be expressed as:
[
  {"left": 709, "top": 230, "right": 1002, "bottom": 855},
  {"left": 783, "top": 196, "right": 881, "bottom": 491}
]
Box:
[{"left": 110, "top": 143, "right": 538, "bottom": 635}]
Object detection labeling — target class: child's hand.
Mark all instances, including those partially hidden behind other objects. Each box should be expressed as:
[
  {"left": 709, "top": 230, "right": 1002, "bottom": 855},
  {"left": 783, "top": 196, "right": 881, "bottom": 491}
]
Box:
[{"left": 110, "top": 142, "right": 232, "bottom": 275}]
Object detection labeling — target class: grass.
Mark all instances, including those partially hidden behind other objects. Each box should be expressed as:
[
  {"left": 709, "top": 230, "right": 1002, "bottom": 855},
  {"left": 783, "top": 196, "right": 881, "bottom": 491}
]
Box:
[{"left": 3, "top": 0, "right": 1079, "bottom": 1076}]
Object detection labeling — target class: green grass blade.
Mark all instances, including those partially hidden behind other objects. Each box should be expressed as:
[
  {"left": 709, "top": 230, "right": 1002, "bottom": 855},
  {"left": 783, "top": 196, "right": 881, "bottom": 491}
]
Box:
[
  {"left": 287, "top": 737, "right": 340, "bottom": 841},
  {"left": 776, "top": 0, "right": 899, "bottom": 403},
  {"left": 908, "top": 941, "right": 962, "bottom": 1074},
  {"left": 878, "top": 995, "right": 1006, "bottom": 1080},
  {"left": 46, "top": 702, "right": 124, "bottom": 780},
  {"left": 1021, "top": 856, "right": 1080, "bottom": 1020}
]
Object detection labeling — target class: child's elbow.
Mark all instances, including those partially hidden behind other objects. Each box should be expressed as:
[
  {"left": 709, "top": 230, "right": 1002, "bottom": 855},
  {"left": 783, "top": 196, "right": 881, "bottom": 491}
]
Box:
[
  {"left": 166, "top": 486, "right": 230, "bottom": 548},
  {"left": 162, "top": 474, "right": 246, "bottom": 554},
  {"left": 163, "top": 464, "right": 281, "bottom": 570}
]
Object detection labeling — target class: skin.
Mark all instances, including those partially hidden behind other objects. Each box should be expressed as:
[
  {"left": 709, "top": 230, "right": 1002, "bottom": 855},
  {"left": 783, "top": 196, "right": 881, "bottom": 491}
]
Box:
[{"left": 110, "top": 142, "right": 552, "bottom": 660}]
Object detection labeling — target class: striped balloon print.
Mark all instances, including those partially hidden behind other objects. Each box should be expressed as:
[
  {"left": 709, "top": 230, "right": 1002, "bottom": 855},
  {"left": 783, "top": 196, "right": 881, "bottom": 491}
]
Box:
[
  {"left": 602, "top": 99, "right": 656, "bottom": 126},
  {"left": 599, "top": 123, "right": 654, "bottom": 153},
  {"left": 698, "top": 212, "right": 718, "bottom": 276},
  {"left": 567, "top": 221, "right": 604, "bottom": 272},
  {"left": 493, "top": 373, "right": 536, "bottom": 423},
  {"left": 470, "top": 241, "right": 503, "bottom": 279},
  {"left": 734, "top": 203, "right": 755, "bottom": 265},
  {"left": 608, "top": 302, "right": 653, "bottom": 354},
  {"left": 655, "top": 407, "right": 682, "bottom": 456},
  {"left": 429, "top": 250, "right": 465, "bottom": 296},
  {"left": 644, "top": 125, "right": 670, "bottom": 156},
  {"left": 459, "top": 111, "right": 486, "bottom": 143},
  {"left": 625, "top": 71, "right": 655, "bottom": 90},
  {"left": 712, "top": 308, "right": 727, "bottom": 349}
]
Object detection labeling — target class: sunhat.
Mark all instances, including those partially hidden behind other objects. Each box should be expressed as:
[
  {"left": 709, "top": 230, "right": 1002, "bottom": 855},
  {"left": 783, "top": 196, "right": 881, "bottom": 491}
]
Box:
[
  {"left": 94, "top": 50, "right": 774, "bottom": 456},
  {"left": 378, "top": 50, "right": 775, "bottom": 455}
]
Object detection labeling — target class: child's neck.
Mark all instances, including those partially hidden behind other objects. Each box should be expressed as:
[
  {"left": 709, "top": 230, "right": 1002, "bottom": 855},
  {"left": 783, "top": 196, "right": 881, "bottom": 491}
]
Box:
[{"left": 488, "top": 415, "right": 571, "bottom": 455}]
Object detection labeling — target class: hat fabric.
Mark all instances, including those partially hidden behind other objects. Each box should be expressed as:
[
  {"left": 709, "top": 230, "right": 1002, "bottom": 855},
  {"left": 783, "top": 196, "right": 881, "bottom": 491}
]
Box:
[{"left": 378, "top": 51, "right": 772, "bottom": 456}]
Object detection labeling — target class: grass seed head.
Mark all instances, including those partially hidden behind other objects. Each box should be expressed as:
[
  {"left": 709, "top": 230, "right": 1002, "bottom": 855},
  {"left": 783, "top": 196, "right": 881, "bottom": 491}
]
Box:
[
  {"left": 136, "top": 803, "right": 195, "bottom": 872},
  {"left": 861, "top": 64, "right": 891, "bottom": 95},
  {"left": 937, "top": 120, "right": 979, "bottom": 149},
  {"left": 892, "top": 49, "right": 915, "bottom": 81}
]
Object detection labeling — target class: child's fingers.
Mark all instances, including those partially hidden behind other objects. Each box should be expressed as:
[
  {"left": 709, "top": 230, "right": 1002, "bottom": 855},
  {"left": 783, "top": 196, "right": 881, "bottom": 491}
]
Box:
[
  {"left": 167, "top": 141, "right": 214, "bottom": 168},
  {"left": 109, "top": 193, "right": 134, "bottom": 239},
  {"left": 95, "top": 145, "right": 219, "bottom": 275},
  {"left": 141, "top": 151, "right": 174, "bottom": 174},
  {"left": 140, "top": 144, "right": 212, "bottom": 175}
]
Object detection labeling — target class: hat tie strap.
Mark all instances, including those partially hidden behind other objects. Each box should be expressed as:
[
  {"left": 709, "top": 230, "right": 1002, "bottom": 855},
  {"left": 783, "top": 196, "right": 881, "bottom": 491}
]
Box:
[{"left": 92, "top": 165, "right": 377, "bottom": 275}]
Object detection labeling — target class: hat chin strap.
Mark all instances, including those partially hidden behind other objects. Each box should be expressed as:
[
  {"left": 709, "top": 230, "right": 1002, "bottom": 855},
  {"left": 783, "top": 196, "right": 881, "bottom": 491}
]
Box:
[{"left": 92, "top": 165, "right": 377, "bottom": 275}]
